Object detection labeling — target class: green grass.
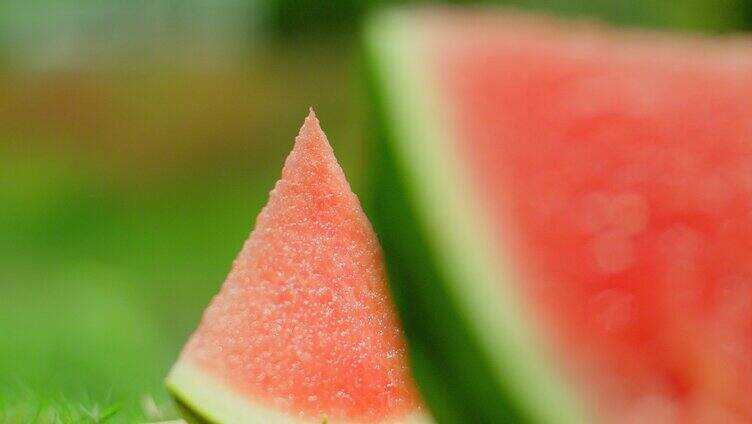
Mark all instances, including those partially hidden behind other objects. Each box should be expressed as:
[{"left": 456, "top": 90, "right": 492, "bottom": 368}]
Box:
[
  {"left": 1, "top": 389, "right": 133, "bottom": 423},
  {"left": 0, "top": 383, "right": 190, "bottom": 423}
]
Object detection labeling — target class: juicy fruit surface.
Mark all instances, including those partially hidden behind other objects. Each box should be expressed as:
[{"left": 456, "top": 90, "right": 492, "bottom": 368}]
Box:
[
  {"left": 424, "top": 12, "right": 752, "bottom": 423},
  {"left": 174, "top": 111, "right": 421, "bottom": 422}
]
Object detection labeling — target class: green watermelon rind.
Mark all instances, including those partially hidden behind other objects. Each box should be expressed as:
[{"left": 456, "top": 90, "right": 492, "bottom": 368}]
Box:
[
  {"left": 167, "top": 360, "right": 308, "bottom": 423},
  {"left": 173, "top": 394, "right": 214, "bottom": 424},
  {"left": 363, "top": 9, "right": 586, "bottom": 424}
]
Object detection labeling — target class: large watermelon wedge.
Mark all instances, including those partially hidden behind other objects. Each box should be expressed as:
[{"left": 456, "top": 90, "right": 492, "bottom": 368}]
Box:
[
  {"left": 167, "top": 111, "right": 430, "bottom": 424},
  {"left": 365, "top": 8, "right": 752, "bottom": 424}
]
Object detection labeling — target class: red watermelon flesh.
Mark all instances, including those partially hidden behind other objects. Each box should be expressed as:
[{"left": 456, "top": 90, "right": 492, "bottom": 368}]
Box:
[
  {"left": 167, "top": 111, "right": 426, "bottom": 423},
  {"left": 424, "top": 12, "right": 752, "bottom": 424}
]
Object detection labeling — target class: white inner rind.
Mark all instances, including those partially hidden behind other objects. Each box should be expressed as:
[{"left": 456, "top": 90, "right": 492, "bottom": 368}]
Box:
[
  {"left": 365, "top": 9, "right": 586, "bottom": 424},
  {"left": 167, "top": 359, "right": 433, "bottom": 424}
]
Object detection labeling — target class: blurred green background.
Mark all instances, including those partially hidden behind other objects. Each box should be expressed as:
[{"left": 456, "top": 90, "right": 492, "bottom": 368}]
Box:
[{"left": 1, "top": 0, "right": 750, "bottom": 422}]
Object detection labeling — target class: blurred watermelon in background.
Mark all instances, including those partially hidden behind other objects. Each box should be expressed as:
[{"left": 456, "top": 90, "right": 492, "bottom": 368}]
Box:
[
  {"left": 365, "top": 8, "right": 752, "bottom": 423},
  {"left": 0, "top": 0, "right": 751, "bottom": 422}
]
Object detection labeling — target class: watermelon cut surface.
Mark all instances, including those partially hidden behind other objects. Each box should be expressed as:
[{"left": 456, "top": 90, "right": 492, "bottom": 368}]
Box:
[
  {"left": 366, "top": 8, "right": 752, "bottom": 424},
  {"left": 167, "top": 111, "right": 429, "bottom": 424}
]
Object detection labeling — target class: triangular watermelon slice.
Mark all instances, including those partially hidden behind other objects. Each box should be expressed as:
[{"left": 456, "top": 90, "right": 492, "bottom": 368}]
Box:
[
  {"left": 167, "top": 111, "right": 430, "bottom": 424},
  {"left": 365, "top": 8, "right": 752, "bottom": 424}
]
